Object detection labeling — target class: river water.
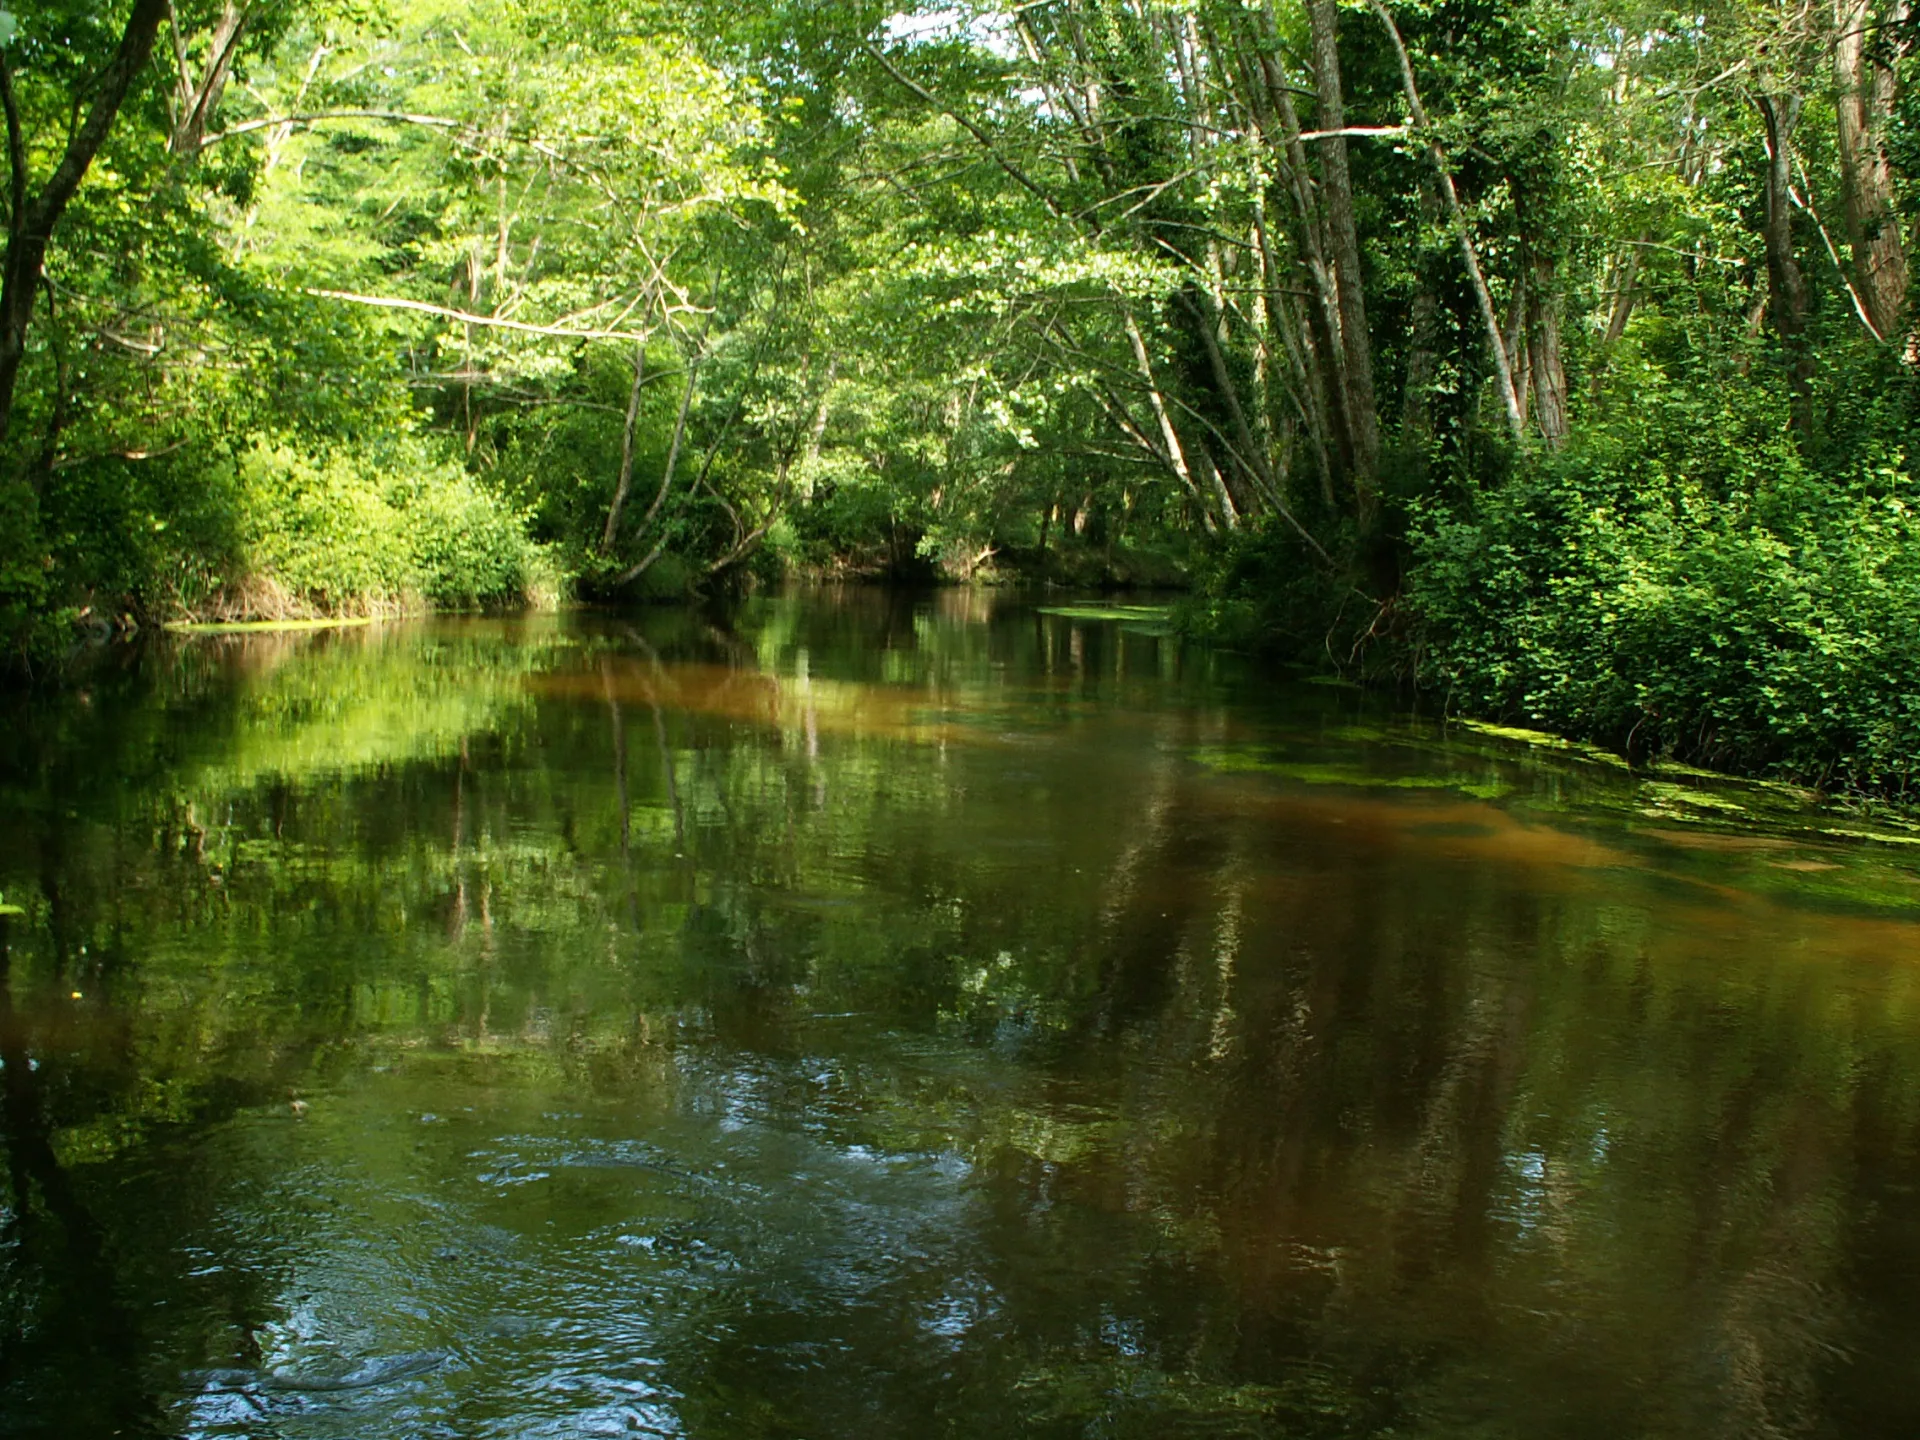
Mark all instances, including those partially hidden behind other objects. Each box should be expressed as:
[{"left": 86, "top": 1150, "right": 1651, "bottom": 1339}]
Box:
[{"left": 3, "top": 590, "right": 1920, "bottom": 1438}]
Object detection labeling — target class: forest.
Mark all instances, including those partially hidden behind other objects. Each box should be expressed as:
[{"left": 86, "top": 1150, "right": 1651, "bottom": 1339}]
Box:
[{"left": 4, "top": 0, "right": 1920, "bottom": 793}]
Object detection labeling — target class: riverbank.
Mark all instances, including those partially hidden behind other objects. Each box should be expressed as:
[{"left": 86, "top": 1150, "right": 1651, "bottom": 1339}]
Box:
[
  {"left": 21, "top": 531, "right": 1920, "bottom": 831},
  {"left": 1179, "top": 405, "right": 1920, "bottom": 811}
]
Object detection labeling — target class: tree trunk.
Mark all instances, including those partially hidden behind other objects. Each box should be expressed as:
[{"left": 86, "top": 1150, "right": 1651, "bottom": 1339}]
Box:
[
  {"left": 600, "top": 337, "right": 648, "bottom": 552},
  {"left": 0, "top": 0, "right": 171, "bottom": 461},
  {"left": 31, "top": 277, "right": 68, "bottom": 487},
  {"left": 168, "top": 1, "right": 248, "bottom": 157},
  {"left": 1503, "top": 269, "right": 1531, "bottom": 425},
  {"left": 1123, "top": 309, "right": 1222, "bottom": 526},
  {"left": 612, "top": 351, "right": 701, "bottom": 586},
  {"left": 774, "top": 357, "right": 835, "bottom": 500},
  {"left": 1304, "top": 0, "right": 1382, "bottom": 527},
  {"left": 1190, "top": 443, "right": 1241, "bottom": 530},
  {"left": 1757, "top": 92, "right": 1814, "bottom": 440},
  {"left": 1402, "top": 287, "right": 1439, "bottom": 438},
  {"left": 1526, "top": 249, "right": 1569, "bottom": 446},
  {"left": 1834, "top": 0, "right": 1909, "bottom": 338},
  {"left": 1255, "top": 48, "right": 1355, "bottom": 492},
  {"left": 1589, "top": 238, "right": 1645, "bottom": 397},
  {"left": 1180, "top": 287, "right": 1280, "bottom": 509}
]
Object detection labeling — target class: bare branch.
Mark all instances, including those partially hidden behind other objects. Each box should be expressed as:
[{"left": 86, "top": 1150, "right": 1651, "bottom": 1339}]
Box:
[
  {"left": 200, "top": 109, "right": 477, "bottom": 148},
  {"left": 303, "top": 288, "right": 660, "bottom": 340}
]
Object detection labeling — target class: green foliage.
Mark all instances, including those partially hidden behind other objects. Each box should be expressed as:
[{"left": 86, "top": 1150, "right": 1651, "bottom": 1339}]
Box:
[
  {"left": 37, "top": 435, "right": 557, "bottom": 625},
  {"left": 11, "top": 0, "right": 1920, "bottom": 810},
  {"left": 237, "top": 443, "right": 420, "bottom": 606},
  {"left": 1411, "top": 383, "right": 1920, "bottom": 794},
  {"left": 1177, "top": 520, "right": 1364, "bottom": 658},
  {"left": 395, "top": 465, "right": 559, "bottom": 608},
  {"left": 234, "top": 438, "right": 551, "bottom": 613}
]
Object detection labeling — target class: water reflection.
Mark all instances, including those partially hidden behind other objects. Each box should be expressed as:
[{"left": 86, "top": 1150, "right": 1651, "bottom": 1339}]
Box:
[{"left": 2, "top": 590, "right": 1919, "bottom": 1437}]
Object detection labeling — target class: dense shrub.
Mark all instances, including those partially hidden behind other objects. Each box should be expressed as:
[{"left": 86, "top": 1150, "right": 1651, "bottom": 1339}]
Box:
[
  {"left": 390, "top": 465, "right": 557, "bottom": 609},
  {"left": 21, "top": 435, "right": 555, "bottom": 634},
  {"left": 1410, "top": 395, "right": 1920, "bottom": 795},
  {"left": 236, "top": 443, "right": 421, "bottom": 608},
  {"left": 0, "top": 485, "right": 50, "bottom": 661},
  {"left": 1174, "top": 519, "right": 1364, "bottom": 657},
  {"left": 234, "top": 438, "right": 554, "bottom": 615}
]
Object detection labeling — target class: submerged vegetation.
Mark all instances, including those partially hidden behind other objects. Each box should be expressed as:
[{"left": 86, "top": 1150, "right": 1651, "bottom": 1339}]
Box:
[{"left": 5, "top": 0, "right": 1920, "bottom": 790}]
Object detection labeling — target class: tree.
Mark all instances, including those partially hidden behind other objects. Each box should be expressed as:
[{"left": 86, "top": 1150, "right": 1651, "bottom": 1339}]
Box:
[{"left": 0, "top": 0, "right": 170, "bottom": 458}]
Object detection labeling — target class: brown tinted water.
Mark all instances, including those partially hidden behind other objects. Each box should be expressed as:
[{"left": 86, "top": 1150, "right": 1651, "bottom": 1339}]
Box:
[{"left": 3, "top": 590, "right": 1920, "bottom": 1438}]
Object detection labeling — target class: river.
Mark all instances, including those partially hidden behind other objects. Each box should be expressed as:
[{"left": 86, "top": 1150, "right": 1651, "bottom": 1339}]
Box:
[{"left": 2, "top": 589, "right": 1919, "bottom": 1438}]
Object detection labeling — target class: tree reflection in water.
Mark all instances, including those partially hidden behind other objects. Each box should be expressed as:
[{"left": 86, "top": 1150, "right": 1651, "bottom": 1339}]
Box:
[{"left": 1, "top": 592, "right": 1918, "bottom": 1438}]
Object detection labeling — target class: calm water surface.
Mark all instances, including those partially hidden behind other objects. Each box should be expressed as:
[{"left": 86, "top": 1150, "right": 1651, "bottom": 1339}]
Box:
[{"left": 4, "top": 590, "right": 1920, "bottom": 1438}]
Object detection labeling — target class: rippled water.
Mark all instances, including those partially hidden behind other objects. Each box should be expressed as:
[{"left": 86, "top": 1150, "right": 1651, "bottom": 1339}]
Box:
[{"left": 4, "top": 590, "right": 1920, "bottom": 1438}]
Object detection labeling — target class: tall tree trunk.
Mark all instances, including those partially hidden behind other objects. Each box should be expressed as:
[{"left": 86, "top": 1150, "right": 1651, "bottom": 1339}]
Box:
[
  {"left": 1589, "top": 238, "right": 1645, "bottom": 398},
  {"left": 1526, "top": 249, "right": 1570, "bottom": 446},
  {"left": 31, "top": 277, "right": 68, "bottom": 488},
  {"left": 1190, "top": 443, "right": 1242, "bottom": 530},
  {"left": 1124, "top": 309, "right": 1223, "bottom": 527},
  {"left": 1757, "top": 92, "right": 1814, "bottom": 440},
  {"left": 1253, "top": 42, "right": 1355, "bottom": 490},
  {"left": 1401, "top": 185, "right": 1442, "bottom": 438},
  {"left": 1502, "top": 269, "right": 1531, "bottom": 425},
  {"left": 613, "top": 350, "right": 701, "bottom": 585},
  {"left": 782, "top": 358, "right": 835, "bottom": 499},
  {"left": 1304, "top": 0, "right": 1382, "bottom": 527},
  {"left": 1402, "top": 288, "right": 1440, "bottom": 438},
  {"left": 0, "top": 0, "right": 171, "bottom": 462},
  {"left": 1180, "top": 287, "right": 1281, "bottom": 509},
  {"left": 1834, "top": 0, "right": 1909, "bottom": 338}
]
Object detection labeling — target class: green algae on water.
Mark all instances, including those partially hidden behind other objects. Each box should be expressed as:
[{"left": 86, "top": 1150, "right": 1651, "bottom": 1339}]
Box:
[
  {"left": 1034, "top": 604, "right": 1174, "bottom": 634},
  {"left": 1638, "top": 781, "right": 1752, "bottom": 817},
  {"left": 1190, "top": 748, "right": 1512, "bottom": 800},
  {"left": 1819, "top": 827, "right": 1920, "bottom": 848},
  {"left": 1455, "top": 718, "right": 1633, "bottom": 770}
]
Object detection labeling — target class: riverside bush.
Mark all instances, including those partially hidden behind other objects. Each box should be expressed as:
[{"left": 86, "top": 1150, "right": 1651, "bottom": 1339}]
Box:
[
  {"left": 235, "top": 439, "right": 553, "bottom": 615},
  {"left": 237, "top": 443, "right": 420, "bottom": 608},
  {"left": 1411, "top": 398, "right": 1920, "bottom": 796},
  {"left": 21, "top": 436, "right": 553, "bottom": 637}
]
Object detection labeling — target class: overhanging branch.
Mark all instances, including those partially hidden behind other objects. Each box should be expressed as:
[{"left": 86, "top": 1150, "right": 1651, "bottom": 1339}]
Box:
[{"left": 303, "top": 288, "right": 657, "bottom": 340}]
